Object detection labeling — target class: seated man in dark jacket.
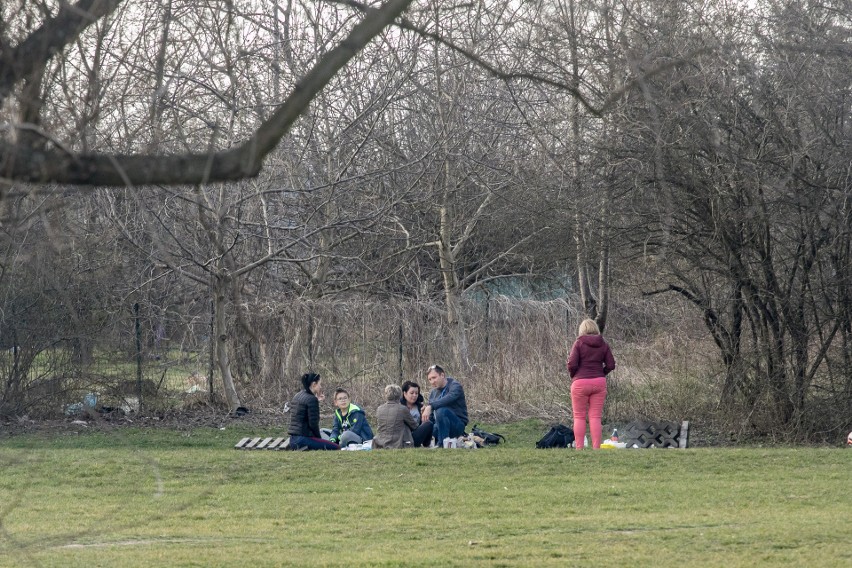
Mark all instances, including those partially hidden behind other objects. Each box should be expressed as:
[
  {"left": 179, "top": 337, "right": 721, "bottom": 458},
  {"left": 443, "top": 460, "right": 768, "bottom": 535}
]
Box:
[
  {"left": 421, "top": 365, "right": 468, "bottom": 447},
  {"left": 325, "top": 388, "right": 374, "bottom": 447},
  {"left": 287, "top": 373, "right": 339, "bottom": 450}
]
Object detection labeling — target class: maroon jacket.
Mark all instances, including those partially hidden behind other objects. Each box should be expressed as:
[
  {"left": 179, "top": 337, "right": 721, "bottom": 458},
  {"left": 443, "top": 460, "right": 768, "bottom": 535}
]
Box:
[{"left": 567, "top": 334, "right": 616, "bottom": 379}]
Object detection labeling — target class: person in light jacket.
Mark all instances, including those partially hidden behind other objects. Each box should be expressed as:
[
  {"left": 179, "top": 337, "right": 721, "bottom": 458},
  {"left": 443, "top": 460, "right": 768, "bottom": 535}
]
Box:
[
  {"left": 567, "top": 319, "right": 616, "bottom": 449},
  {"left": 373, "top": 384, "right": 418, "bottom": 449}
]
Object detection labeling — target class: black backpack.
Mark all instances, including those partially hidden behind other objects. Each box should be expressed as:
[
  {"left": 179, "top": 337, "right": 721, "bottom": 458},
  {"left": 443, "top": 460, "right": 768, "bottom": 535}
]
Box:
[
  {"left": 536, "top": 423, "right": 575, "bottom": 448},
  {"left": 471, "top": 425, "right": 506, "bottom": 446}
]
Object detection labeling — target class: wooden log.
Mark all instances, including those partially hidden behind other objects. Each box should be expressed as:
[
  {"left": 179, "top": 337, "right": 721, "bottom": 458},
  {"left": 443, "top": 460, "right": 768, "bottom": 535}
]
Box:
[
  {"left": 266, "top": 437, "right": 286, "bottom": 450},
  {"left": 255, "top": 437, "right": 274, "bottom": 450},
  {"left": 244, "top": 437, "right": 262, "bottom": 449},
  {"left": 234, "top": 437, "right": 252, "bottom": 449}
]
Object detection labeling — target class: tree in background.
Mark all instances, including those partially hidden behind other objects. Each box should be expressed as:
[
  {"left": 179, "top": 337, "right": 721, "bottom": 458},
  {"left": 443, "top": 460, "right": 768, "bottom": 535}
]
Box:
[
  {"left": 6, "top": 1, "right": 850, "bottom": 439},
  {"left": 0, "top": 0, "right": 416, "bottom": 185},
  {"left": 620, "top": 0, "right": 852, "bottom": 431}
]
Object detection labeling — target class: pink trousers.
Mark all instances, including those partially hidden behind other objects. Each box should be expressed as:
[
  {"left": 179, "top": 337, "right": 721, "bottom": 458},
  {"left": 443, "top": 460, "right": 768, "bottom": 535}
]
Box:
[{"left": 571, "top": 377, "right": 607, "bottom": 449}]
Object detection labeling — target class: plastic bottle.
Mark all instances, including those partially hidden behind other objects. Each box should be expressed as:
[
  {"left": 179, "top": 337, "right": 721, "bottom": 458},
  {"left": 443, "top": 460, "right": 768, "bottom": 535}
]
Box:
[{"left": 611, "top": 428, "right": 619, "bottom": 442}]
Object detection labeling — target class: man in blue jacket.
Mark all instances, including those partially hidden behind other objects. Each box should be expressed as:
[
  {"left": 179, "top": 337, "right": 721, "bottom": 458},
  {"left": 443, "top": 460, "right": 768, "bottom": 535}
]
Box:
[
  {"left": 421, "top": 365, "right": 468, "bottom": 447},
  {"left": 327, "top": 388, "right": 374, "bottom": 447}
]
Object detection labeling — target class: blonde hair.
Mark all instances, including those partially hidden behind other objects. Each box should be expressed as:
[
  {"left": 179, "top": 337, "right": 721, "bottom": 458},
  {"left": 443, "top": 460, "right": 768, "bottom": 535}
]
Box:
[
  {"left": 578, "top": 318, "right": 600, "bottom": 336},
  {"left": 384, "top": 384, "right": 402, "bottom": 401}
]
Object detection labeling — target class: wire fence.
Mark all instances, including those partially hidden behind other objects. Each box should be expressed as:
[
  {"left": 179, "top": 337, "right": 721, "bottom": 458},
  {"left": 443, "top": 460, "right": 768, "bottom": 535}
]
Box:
[
  {"left": 0, "top": 301, "right": 212, "bottom": 418},
  {"left": 1, "top": 293, "right": 730, "bottom": 429},
  {"left": 232, "top": 296, "right": 591, "bottom": 419},
  {"left": 2, "top": 296, "right": 591, "bottom": 419},
  {"left": 4, "top": 294, "right": 850, "bottom": 440}
]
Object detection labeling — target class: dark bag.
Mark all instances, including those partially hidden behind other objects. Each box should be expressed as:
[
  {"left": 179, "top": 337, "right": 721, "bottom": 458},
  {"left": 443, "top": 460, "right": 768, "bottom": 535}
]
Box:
[
  {"left": 471, "top": 425, "right": 506, "bottom": 446},
  {"left": 536, "top": 423, "right": 574, "bottom": 448}
]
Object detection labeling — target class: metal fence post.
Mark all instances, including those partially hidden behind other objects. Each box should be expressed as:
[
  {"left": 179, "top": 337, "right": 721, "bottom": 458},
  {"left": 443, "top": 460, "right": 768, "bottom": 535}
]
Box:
[
  {"left": 208, "top": 298, "right": 215, "bottom": 399},
  {"left": 398, "top": 321, "right": 403, "bottom": 381},
  {"left": 307, "top": 305, "right": 314, "bottom": 371},
  {"left": 134, "top": 302, "right": 143, "bottom": 411}
]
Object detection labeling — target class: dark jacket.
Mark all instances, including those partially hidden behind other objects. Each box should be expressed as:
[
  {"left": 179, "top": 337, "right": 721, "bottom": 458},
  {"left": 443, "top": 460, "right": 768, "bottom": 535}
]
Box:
[
  {"left": 399, "top": 393, "right": 425, "bottom": 425},
  {"left": 329, "top": 403, "right": 374, "bottom": 442},
  {"left": 428, "top": 377, "right": 468, "bottom": 426},
  {"left": 567, "top": 334, "right": 616, "bottom": 379},
  {"left": 288, "top": 389, "right": 321, "bottom": 437}
]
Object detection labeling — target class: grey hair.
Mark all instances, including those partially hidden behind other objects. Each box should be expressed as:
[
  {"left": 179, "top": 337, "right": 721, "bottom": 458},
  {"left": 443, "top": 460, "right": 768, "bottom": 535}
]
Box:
[{"left": 384, "top": 384, "right": 402, "bottom": 401}]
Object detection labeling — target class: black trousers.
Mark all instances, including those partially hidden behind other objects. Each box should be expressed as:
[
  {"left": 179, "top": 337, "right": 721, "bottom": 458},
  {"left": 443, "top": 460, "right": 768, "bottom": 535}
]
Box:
[{"left": 412, "top": 421, "right": 434, "bottom": 447}]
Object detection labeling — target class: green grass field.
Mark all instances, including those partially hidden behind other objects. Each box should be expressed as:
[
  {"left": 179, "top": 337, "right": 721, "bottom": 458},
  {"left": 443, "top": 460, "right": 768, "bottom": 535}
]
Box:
[{"left": 1, "top": 420, "right": 850, "bottom": 567}]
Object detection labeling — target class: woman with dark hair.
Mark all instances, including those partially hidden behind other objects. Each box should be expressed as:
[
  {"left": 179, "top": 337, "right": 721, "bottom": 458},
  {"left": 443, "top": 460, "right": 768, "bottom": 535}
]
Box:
[
  {"left": 400, "top": 380, "right": 435, "bottom": 447},
  {"left": 287, "top": 373, "right": 339, "bottom": 451}
]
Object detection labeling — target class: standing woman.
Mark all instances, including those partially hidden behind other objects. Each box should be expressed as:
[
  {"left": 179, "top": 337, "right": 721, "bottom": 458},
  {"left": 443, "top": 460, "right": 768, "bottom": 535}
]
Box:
[{"left": 567, "top": 319, "right": 616, "bottom": 449}]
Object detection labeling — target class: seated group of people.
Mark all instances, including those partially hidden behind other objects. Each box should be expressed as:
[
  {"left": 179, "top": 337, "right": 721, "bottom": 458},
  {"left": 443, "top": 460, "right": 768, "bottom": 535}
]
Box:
[{"left": 286, "top": 364, "right": 468, "bottom": 450}]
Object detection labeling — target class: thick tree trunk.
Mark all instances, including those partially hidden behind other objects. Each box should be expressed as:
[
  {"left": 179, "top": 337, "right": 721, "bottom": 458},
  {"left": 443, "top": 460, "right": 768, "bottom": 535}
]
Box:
[
  {"left": 213, "top": 277, "right": 242, "bottom": 411},
  {"left": 444, "top": 280, "right": 470, "bottom": 372},
  {"left": 438, "top": 229, "right": 470, "bottom": 371}
]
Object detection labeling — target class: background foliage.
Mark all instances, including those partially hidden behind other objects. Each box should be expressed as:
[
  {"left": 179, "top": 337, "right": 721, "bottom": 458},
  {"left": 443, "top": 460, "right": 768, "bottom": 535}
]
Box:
[{"left": 2, "top": 1, "right": 851, "bottom": 440}]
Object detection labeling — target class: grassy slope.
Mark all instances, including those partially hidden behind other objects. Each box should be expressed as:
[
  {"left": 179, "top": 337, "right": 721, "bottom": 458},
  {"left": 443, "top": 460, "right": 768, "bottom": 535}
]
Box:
[{"left": 1, "top": 421, "right": 850, "bottom": 567}]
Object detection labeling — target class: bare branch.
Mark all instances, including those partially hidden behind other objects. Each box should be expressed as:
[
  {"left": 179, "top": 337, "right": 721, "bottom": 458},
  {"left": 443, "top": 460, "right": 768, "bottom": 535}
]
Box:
[
  {"left": 0, "top": 0, "right": 416, "bottom": 186},
  {"left": 331, "top": 0, "right": 715, "bottom": 117},
  {"left": 0, "top": 0, "right": 124, "bottom": 104}
]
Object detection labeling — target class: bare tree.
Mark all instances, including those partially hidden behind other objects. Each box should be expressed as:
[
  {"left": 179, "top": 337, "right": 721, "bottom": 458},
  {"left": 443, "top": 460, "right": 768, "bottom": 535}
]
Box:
[
  {"left": 621, "top": 0, "right": 852, "bottom": 431},
  {"left": 91, "top": 0, "right": 430, "bottom": 409},
  {"left": 0, "top": 0, "right": 416, "bottom": 185}
]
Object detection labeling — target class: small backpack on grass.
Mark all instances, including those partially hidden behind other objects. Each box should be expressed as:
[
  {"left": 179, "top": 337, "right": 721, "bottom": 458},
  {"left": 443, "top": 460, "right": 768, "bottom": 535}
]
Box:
[
  {"left": 471, "top": 425, "right": 506, "bottom": 446},
  {"left": 536, "top": 423, "right": 574, "bottom": 448}
]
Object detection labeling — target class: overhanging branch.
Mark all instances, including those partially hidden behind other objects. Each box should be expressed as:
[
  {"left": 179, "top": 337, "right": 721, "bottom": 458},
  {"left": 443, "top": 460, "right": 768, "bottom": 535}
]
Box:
[{"left": 1, "top": 0, "right": 416, "bottom": 186}]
